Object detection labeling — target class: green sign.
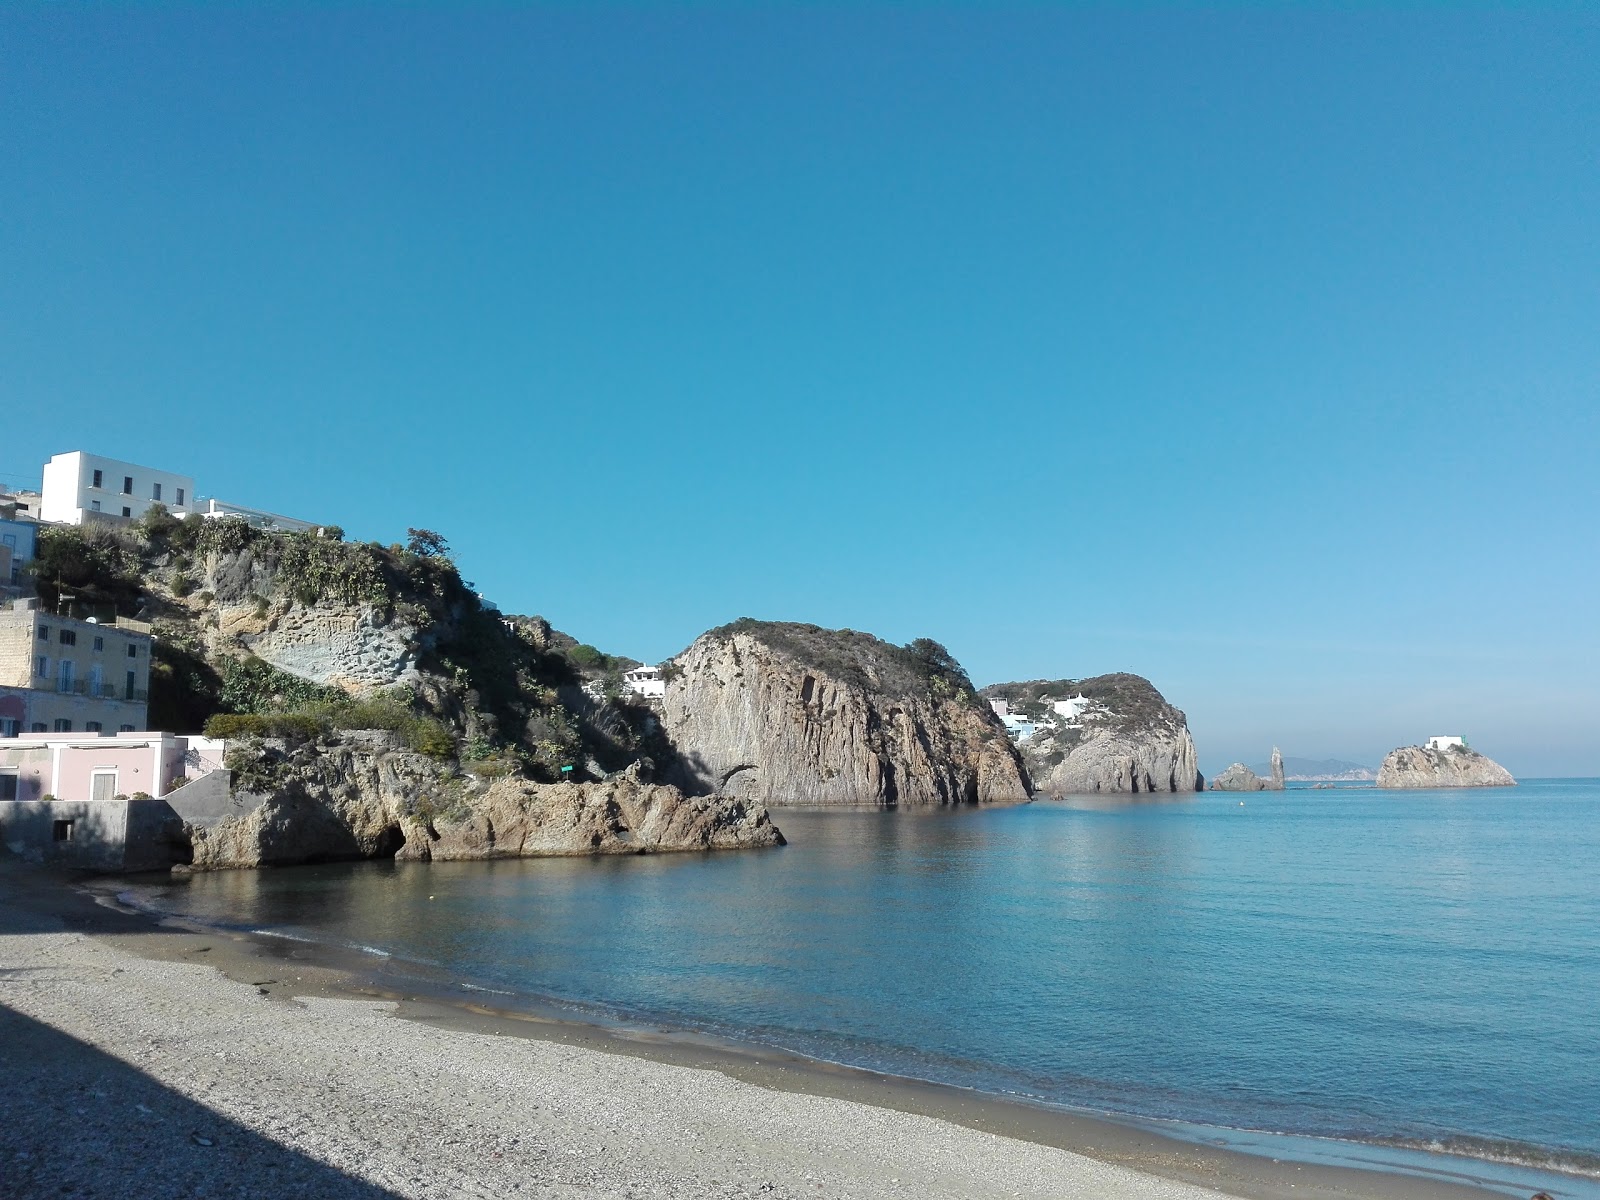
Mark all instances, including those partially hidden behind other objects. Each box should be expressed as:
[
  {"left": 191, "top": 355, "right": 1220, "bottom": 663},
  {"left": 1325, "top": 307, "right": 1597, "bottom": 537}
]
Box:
[{"left": 560, "top": 765, "right": 574, "bottom": 774}]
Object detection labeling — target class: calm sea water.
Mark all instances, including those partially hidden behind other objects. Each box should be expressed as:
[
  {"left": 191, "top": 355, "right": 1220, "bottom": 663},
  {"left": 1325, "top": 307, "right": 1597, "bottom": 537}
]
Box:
[{"left": 123, "top": 780, "right": 1600, "bottom": 1185}]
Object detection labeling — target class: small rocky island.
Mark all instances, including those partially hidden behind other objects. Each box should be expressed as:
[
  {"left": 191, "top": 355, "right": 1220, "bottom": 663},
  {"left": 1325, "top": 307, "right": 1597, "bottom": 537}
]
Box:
[
  {"left": 1376, "top": 740, "right": 1517, "bottom": 789},
  {"left": 1210, "top": 747, "right": 1286, "bottom": 792}
]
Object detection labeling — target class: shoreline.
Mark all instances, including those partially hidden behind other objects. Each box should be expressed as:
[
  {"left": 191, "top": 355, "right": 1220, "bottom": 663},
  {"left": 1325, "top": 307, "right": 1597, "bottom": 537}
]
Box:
[{"left": 1, "top": 856, "right": 1583, "bottom": 1200}]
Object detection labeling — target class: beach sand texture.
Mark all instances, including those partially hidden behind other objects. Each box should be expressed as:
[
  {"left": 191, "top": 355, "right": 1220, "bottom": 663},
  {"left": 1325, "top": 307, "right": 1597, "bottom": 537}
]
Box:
[
  {"left": 2, "top": 926, "right": 1230, "bottom": 1199},
  {"left": 0, "top": 859, "right": 1516, "bottom": 1200}
]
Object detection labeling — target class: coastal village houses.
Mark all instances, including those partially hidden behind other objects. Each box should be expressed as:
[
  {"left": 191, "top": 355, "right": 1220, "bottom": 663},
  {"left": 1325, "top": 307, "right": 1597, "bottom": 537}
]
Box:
[{"left": 0, "top": 447, "right": 324, "bottom": 866}]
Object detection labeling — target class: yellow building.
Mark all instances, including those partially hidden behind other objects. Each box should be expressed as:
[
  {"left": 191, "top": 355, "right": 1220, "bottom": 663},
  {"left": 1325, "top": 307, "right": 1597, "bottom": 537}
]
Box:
[{"left": 0, "top": 604, "right": 152, "bottom": 736}]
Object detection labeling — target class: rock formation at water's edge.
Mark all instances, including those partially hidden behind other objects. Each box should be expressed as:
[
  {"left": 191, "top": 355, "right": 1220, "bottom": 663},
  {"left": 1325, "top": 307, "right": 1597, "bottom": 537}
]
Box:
[
  {"left": 981, "top": 675, "right": 1203, "bottom": 794},
  {"left": 1211, "top": 747, "right": 1285, "bottom": 792},
  {"left": 660, "top": 621, "right": 1030, "bottom": 807},
  {"left": 179, "top": 734, "right": 783, "bottom": 870},
  {"left": 1376, "top": 744, "right": 1516, "bottom": 789}
]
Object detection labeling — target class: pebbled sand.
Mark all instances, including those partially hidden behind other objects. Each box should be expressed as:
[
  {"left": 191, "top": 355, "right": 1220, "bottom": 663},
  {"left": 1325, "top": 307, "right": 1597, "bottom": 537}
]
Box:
[
  {"left": 0, "top": 859, "right": 1521, "bottom": 1200},
  {"left": 3, "top": 923, "right": 1229, "bottom": 1200}
]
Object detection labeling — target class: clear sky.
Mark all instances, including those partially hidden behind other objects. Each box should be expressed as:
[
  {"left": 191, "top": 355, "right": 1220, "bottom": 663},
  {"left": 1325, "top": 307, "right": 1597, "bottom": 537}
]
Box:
[{"left": 4, "top": 5, "right": 1597, "bottom": 776}]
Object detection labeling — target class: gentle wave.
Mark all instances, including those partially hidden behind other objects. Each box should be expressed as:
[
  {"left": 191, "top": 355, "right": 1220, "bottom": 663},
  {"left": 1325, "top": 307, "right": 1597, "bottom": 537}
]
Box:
[{"left": 1371, "top": 1134, "right": 1600, "bottom": 1181}]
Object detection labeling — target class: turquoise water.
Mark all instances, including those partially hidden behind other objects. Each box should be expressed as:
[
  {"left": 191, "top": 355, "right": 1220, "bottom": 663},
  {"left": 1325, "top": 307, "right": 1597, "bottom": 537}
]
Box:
[{"left": 126, "top": 780, "right": 1600, "bottom": 1187}]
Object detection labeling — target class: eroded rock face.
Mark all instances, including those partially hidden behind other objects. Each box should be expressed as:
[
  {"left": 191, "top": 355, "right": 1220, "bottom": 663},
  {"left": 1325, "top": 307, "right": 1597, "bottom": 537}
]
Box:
[
  {"left": 183, "top": 738, "right": 782, "bottom": 870},
  {"left": 988, "top": 675, "right": 1202, "bottom": 795},
  {"left": 1376, "top": 745, "right": 1516, "bottom": 789},
  {"left": 402, "top": 773, "right": 784, "bottom": 860},
  {"left": 229, "top": 602, "right": 421, "bottom": 693},
  {"left": 660, "top": 625, "right": 1030, "bottom": 807}
]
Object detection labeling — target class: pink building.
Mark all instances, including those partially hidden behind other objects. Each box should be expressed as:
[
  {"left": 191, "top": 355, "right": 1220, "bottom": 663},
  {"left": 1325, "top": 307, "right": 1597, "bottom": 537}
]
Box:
[
  {"left": 0, "top": 732, "right": 224, "bottom": 804},
  {"left": 0, "top": 732, "right": 227, "bottom": 871}
]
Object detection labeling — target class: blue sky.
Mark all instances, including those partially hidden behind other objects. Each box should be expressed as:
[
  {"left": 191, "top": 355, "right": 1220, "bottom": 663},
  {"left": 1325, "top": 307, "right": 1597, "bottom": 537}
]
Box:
[{"left": 4, "top": 5, "right": 1597, "bottom": 775}]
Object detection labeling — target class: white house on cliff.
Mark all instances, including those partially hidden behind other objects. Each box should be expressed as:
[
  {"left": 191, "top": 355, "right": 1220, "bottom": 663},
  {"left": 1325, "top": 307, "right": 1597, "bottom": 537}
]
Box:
[{"left": 39, "top": 450, "right": 317, "bottom": 532}]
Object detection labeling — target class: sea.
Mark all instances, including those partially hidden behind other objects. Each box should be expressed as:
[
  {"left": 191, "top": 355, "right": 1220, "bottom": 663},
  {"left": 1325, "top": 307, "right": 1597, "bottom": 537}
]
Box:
[{"left": 117, "top": 779, "right": 1600, "bottom": 1197}]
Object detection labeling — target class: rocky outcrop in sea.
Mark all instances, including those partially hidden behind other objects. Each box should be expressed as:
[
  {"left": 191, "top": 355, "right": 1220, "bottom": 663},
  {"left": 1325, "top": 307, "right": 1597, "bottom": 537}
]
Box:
[
  {"left": 982, "top": 674, "right": 1203, "bottom": 795},
  {"left": 1210, "top": 747, "right": 1285, "bottom": 792},
  {"left": 660, "top": 621, "right": 1030, "bottom": 807},
  {"left": 1210, "top": 763, "right": 1268, "bottom": 791},
  {"left": 180, "top": 735, "right": 782, "bottom": 870},
  {"left": 1376, "top": 744, "right": 1517, "bottom": 789}
]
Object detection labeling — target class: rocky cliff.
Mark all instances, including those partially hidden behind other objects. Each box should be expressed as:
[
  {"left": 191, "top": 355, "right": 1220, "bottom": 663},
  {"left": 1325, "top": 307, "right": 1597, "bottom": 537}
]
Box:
[
  {"left": 982, "top": 674, "right": 1203, "bottom": 795},
  {"left": 181, "top": 735, "right": 782, "bottom": 870},
  {"left": 32, "top": 515, "right": 667, "bottom": 781},
  {"left": 660, "top": 621, "right": 1030, "bottom": 807},
  {"left": 1376, "top": 744, "right": 1517, "bottom": 789}
]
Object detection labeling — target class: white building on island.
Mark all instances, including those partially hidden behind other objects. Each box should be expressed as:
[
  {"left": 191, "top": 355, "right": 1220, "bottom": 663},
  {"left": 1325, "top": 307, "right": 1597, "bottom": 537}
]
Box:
[{"left": 1426, "top": 735, "right": 1467, "bottom": 752}]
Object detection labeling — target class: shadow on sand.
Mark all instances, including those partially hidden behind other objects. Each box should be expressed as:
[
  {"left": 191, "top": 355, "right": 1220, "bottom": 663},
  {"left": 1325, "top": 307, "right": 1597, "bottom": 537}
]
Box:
[{"left": 0, "top": 1001, "right": 403, "bottom": 1199}]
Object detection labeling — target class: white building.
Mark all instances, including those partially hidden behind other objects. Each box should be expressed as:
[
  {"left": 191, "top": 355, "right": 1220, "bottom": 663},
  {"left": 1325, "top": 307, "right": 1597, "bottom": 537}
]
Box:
[
  {"left": 1001, "top": 712, "right": 1039, "bottom": 742},
  {"left": 1052, "top": 696, "right": 1094, "bottom": 724},
  {"left": 622, "top": 666, "right": 666, "bottom": 699},
  {"left": 41, "top": 452, "right": 195, "bottom": 525},
  {"left": 197, "top": 498, "right": 318, "bottom": 533},
  {"left": 988, "top": 698, "right": 1010, "bottom": 718},
  {"left": 1426, "top": 735, "right": 1466, "bottom": 752},
  {"left": 38, "top": 450, "right": 317, "bottom": 533}
]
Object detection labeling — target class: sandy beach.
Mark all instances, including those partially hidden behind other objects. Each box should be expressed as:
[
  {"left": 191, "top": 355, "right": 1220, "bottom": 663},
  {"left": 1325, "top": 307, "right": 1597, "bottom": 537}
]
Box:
[{"left": 0, "top": 858, "right": 1522, "bottom": 1200}]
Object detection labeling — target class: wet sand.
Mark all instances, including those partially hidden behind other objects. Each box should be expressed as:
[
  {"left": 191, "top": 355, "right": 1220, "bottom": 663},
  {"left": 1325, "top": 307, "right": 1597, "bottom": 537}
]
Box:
[{"left": 0, "top": 857, "right": 1546, "bottom": 1200}]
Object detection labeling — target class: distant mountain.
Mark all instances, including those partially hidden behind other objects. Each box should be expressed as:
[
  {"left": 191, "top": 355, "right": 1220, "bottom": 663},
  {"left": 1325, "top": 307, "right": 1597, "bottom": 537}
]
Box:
[{"left": 1248, "top": 756, "right": 1377, "bottom": 781}]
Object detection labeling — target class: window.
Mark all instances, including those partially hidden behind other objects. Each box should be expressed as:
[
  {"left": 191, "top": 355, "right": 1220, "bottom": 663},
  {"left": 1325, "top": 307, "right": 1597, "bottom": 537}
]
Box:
[
  {"left": 59, "top": 661, "right": 75, "bottom": 691},
  {"left": 91, "top": 500, "right": 102, "bottom": 512},
  {"left": 59, "top": 629, "right": 76, "bottom": 646},
  {"left": 30, "top": 723, "right": 46, "bottom": 733},
  {"left": 90, "top": 771, "right": 116, "bottom": 802},
  {"left": 2, "top": 534, "right": 14, "bottom": 548},
  {"left": 0, "top": 773, "right": 17, "bottom": 801},
  {"left": 127, "top": 644, "right": 138, "bottom": 658},
  {"left": 152, "top": 483, "right": 162, "bottom": 501},
  {"left": 121, "top": 507, "right": 131, "bottom": 518},
  {"left": 119, "top": 724, "right": 135, "bottom": 733},
  {"left": 52, "top": 819, "right": 74, "bottom": 842},
  {"left": 35, "top": 655, "right": 48, "bottom": 678},
  {"left": 176, "top": 487, "right": 186, "bottom": 506},
  {"left": 0, "top": 719, "right": 18, "bottom": 738},
  {"left": 53, "top": 719, "right": 72, "bottom": 732},
  {"left": 125, "top": 670, "right": 136, "bottom": 699},
  {"left": 93, "top": 636, "right": 104, "bottom": 652},
  {"left": 122, "top": 476, "right": 133, "bottom": 494},
  {"left": 92, "top": 469, "right": 104, "bottom": 488},
  {"left": 85, "top": 721, "right": 103, "bottom": 733},
  {"left": 37, "top": 626, "right": 49, "bottom": 641},
  {"left": 89, "top": 665, "right": 103, "bottom": 695}
]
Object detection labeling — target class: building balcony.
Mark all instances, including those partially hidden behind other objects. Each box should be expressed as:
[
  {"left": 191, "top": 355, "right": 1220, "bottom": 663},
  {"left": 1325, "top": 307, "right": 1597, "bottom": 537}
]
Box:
[{"left": 25, "top": 678, "right": 148, "bottom": 702}]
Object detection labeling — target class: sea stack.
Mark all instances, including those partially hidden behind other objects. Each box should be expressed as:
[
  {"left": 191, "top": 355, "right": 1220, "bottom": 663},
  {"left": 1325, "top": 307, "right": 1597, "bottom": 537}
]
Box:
[
  {"left": 1376, "top": 739, "right": 1516, "bottom": 789},
  {"left": 1209, "top": 747, "right": 1285, "bottom": 792}
]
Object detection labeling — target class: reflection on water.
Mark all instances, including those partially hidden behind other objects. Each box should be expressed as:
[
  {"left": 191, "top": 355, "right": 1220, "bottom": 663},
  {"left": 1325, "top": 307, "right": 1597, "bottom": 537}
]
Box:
[{"left": 127, "top": 782, "right": 1600, "bottom": 1175}]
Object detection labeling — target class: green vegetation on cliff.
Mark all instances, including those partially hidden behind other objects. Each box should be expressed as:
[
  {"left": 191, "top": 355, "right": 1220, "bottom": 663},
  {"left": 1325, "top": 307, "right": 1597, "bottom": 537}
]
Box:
[
  {"left": 27, "top": 511, "right": 659, "bottom": 783},
  {"left": 704, "top": 619, "right": 979, "bottom": 705},
  {"left": 980, "top": 673, "right": 1175, "bottom": 733}
]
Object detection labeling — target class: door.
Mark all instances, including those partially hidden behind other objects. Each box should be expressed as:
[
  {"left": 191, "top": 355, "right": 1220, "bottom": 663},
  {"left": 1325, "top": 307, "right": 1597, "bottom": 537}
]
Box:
[{"left": 90, "top": 771, "right": 117, "bottom": 802}]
